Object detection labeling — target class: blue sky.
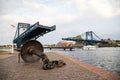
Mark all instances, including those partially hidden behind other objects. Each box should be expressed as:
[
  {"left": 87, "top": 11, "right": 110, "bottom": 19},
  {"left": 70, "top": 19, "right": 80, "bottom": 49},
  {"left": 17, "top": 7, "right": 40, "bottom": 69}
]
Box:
[{"left": 0, "top": 0, "right": 120, "bottom": 45}]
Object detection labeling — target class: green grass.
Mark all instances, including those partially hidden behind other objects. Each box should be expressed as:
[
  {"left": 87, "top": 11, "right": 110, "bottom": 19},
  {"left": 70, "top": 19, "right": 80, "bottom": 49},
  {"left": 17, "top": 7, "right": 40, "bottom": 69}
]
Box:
[{"left": 0, "top": 50, "right": 6, "bottom": 52}]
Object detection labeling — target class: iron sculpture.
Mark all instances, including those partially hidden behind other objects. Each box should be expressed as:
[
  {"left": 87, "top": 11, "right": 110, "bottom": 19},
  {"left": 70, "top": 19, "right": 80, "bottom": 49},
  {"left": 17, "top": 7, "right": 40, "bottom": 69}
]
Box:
[{"left": 13, "top": 22, "right": 66, "bottom": 70}]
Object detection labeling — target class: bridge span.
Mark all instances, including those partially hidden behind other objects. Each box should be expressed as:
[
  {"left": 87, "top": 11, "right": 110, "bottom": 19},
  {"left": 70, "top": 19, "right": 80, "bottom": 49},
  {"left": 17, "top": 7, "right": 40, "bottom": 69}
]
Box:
[
  {"left": 62, "top": 31, "right": 108, "bottom": 45},
  {"left": 44, "top": 46, "right": 75, "bottom": 51}
]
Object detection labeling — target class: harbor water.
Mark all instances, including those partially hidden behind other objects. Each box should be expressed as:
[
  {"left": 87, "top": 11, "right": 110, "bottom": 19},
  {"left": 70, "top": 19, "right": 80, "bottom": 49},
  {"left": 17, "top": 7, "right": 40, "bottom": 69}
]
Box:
[
  {"left": 1, "top": 47, "right": 120, "bottom": 75},
  {"left": 45, "top": 47, "right": 120, "bottom": 75}
]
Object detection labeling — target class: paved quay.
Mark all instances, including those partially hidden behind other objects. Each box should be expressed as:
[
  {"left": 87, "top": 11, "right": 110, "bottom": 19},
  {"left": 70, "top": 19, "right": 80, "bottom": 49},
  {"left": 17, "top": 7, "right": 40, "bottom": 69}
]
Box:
[{"left": 0, "top": 52, "right": 120, "bottom": 80}]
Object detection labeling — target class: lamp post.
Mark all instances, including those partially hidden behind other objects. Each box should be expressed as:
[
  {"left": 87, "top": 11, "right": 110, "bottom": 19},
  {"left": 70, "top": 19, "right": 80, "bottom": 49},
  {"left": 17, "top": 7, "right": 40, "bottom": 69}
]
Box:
[{"left": 11, "top": 25, "right": 15, "bottom": 53}]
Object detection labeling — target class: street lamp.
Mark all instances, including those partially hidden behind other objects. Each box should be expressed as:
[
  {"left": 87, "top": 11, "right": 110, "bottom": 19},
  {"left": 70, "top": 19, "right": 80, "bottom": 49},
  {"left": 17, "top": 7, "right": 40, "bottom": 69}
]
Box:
[{"left": 11, "top": 25, "right": 15, "bottom": 53}]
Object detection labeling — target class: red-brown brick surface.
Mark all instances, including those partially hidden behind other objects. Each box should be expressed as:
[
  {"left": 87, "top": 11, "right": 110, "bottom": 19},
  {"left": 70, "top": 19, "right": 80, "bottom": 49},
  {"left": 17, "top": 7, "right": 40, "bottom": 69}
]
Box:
[{"left": 0, "top": 52, "right": 119, "bottom": 80}]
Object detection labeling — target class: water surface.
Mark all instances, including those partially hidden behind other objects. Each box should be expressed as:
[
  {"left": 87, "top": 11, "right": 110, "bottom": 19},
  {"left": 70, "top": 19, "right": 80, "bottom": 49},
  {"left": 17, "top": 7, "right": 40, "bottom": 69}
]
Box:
[
  {"left": 45, "top": 47, "right": 120, "bottom": 75},
  {"left": 1, "top": 47, "right": 120, "bottom": 75}
]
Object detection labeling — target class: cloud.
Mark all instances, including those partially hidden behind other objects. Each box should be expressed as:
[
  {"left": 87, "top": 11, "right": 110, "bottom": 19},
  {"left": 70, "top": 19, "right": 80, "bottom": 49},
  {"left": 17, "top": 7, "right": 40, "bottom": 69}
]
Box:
[
  {"left": 0, "top": 0, "right": 78, "bottom": 25},
  {"left": 0, "top": 0, "right": 120, "bottom": 45},
  {"left": 21, "top": 0, "right": 78, "bottom": 25},
  {"left": 1, "top": 0, "right": 119, "bottom": 25},
  {"left": 89, "top": 0, "right": 120, "bottom": 17},
  {"left": 68, "top": 0, "right": 120, "bottom": 17}
]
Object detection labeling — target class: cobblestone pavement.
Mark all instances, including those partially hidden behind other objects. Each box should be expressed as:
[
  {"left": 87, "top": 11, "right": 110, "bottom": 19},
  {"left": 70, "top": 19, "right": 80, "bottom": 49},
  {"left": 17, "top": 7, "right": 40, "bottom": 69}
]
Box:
[{"left": 0, "top": 52, "right": 119, "bottom": 80}]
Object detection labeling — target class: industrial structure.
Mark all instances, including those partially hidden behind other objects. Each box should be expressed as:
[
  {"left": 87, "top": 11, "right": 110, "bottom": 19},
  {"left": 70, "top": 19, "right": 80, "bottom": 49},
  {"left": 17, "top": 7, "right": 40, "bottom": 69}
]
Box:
[
  {"left": 13, "top": 22, "right": 66, "bottom": 70},
  {"left": 62, "top": 31, "right": 108, "bottom": 45}
]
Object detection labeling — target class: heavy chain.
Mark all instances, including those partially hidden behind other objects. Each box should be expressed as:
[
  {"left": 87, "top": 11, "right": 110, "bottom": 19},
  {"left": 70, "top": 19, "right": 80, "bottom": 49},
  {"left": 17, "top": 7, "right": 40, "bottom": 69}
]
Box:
[
  {"left": 19, "top": 40, "right": 66, "bottom": 70},
  {"left": 40, "top": 54, "right": 66, "bottom": 70},
  {"left": 19, "top": 48, "right": 66, "bottom": 70}
]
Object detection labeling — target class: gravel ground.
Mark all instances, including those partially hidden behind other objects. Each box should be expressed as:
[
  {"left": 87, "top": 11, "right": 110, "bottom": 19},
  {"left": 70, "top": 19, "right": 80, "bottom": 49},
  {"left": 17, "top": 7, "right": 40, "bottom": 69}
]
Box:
[{"left": 0, "top": 52, "right": 119, "bottom": 80}]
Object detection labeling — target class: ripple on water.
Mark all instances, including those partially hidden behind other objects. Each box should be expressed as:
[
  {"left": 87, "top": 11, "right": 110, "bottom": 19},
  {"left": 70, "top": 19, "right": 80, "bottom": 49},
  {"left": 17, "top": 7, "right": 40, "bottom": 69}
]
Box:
[{"left": 45, "top": 47, "right": 120, "bottom": 75}]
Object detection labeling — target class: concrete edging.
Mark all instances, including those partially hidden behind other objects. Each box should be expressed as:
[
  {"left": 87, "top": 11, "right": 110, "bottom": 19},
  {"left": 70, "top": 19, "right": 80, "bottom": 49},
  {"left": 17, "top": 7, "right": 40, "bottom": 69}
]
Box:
[{"left": 53, "top": 52, "right": 120, "bottom": 80}]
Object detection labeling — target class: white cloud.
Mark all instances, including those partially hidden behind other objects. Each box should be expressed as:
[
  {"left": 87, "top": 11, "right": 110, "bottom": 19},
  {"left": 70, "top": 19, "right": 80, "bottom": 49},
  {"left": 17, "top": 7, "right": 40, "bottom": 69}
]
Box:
[
  {"left": 1, "top": 0, "right": 119, "bottom": 25},
  {"left": 89, "top": 0, "right": 120, "bottom": 17},
  {"left": 0, "top": 0, "right": 77, "bottom": 25},
  {"left": 0, "top": 0, "right": 120, "bottom": 44},
  {"left": 68, "top": 0, "right": 120, "bottom": 17}
]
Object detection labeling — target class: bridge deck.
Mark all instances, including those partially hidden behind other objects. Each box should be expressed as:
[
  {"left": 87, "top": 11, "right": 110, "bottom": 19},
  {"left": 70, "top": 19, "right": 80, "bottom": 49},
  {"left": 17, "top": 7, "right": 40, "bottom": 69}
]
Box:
[
  {"left": 62, "top": 38, "right": 108, "bottom": 45},
  {"left": 44, "top": 46, "right": 75, "bottom": 51},
  {"left": 13, "top": 22, "right": 56, "bottom": 48}
]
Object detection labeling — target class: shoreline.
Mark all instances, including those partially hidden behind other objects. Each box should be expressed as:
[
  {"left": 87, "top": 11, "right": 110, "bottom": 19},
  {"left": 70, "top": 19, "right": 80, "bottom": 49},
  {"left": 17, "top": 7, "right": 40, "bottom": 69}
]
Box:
[
  {"left": 0, "top": 51, "right": 120, "bottom": 80},
  {"left": 52, "top": 51, "right": 120, "bottom": 80}
]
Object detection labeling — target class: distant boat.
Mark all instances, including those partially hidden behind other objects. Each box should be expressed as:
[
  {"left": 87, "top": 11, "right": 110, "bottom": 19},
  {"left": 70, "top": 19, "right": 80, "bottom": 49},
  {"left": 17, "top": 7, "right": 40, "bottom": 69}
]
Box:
[{"left": 82, "top": 45, "right": 97, "bottom": 50}]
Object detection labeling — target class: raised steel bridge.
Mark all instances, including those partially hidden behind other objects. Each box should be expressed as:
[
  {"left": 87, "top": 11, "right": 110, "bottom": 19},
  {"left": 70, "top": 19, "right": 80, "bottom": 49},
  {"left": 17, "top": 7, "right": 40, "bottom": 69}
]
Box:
[
  {"left": 13, "top": 22, "right": 56, "bottom": 48},
  {"left": 62, "top": 31, "right": 108, "bottom": 45},
  {"left": 13, "top": 22, "right": 66, "bottom": 70}
]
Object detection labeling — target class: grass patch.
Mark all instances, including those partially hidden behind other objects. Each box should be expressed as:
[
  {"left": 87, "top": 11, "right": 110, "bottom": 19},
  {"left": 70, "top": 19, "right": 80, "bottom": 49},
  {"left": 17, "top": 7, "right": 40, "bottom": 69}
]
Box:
[{"left": 0, "top": 50, "right": 7, "bottom": 52}]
